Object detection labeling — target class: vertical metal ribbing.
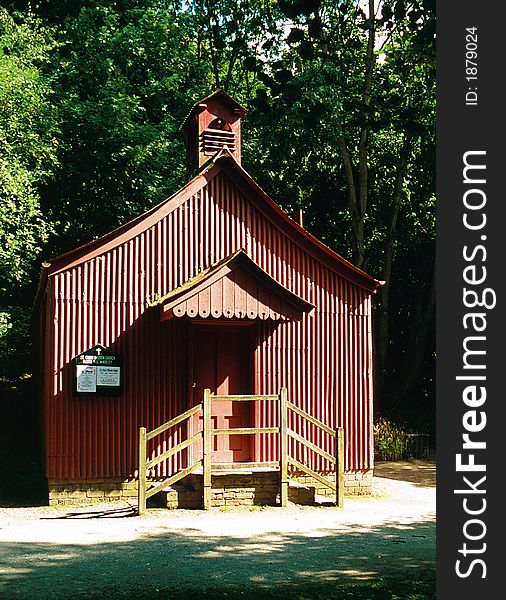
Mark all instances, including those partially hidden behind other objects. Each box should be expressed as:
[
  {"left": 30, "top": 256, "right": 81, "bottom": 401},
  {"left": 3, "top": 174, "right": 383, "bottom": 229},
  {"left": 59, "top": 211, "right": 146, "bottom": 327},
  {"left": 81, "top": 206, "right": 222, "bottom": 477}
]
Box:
[
  {"left": 198, "top": 190, "right": 203, "bottom": 271},
  {"left": 156, "top": 221, "right": 161, "bottom": 298},
  {"left": 336, "top": 426, "right": 344, "bottom": 508},
  {"left": 69, "top": 268, "right": 77, "bottom": 480},
  {"left": 226, "top": 174, "right": 233, "bottom": 255},
  {"left": 351, "top": 283, "right": 357, "bottom": 470},
  {"left": 208, "top": 185, "right": 214, "bottom": 265},
  {"left": 62, "top": 271, "right": 70, "bottom": 478},
  {"left": 53, "top": 273, "right": 60, "bottom": 480},
  {"left": 44, "top": 278, "right": 54, "bottom": 476},
  {"left": 45, "top": 170, "right": 375, "bottom": 483},
  {"left": 188, "top": 193, "right": 193, "bottom": 282},
  {"left": 219, "top": 177, "right": 225, "bottom": 260},
  {"left": 344, "top": 280, "right": 350, "bottom": 472}
]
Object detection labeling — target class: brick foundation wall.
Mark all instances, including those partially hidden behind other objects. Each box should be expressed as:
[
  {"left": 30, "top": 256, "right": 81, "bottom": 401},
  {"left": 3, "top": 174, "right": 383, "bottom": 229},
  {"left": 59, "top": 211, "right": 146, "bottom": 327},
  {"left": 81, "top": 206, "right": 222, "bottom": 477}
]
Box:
[
  {"left": 290, "top": 469, "right": 373, "bottom": 497},
  {"left": 48, "top": 469, "right": 373, "bottom": 506},
  {"left": 209, "top": 471, "right": 280, "bottom": 507},
  {"left": 48, "top": 479, "right": 138, "bottom": 506},
  {"left": 165, "top": 471, "right": 281, "bottom": 509},
  {"left": 344, "top": 470, "right": 373, "bottom": 495}
]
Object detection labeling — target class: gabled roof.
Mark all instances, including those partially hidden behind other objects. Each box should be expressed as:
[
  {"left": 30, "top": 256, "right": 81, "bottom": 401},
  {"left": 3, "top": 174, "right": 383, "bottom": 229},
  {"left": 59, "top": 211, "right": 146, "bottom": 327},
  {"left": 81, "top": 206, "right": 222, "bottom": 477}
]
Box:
[
  {"left": 212, "top": 149, "right": 383, "bottom": 292},
  {"left": 180, "top": 89, "right": 247, "bottom": 130},
  {"left": 34, "top": 148, "right": 383, "bottom": 311},
  {"left": 152, "top": 249, "right": 314, "bottom": 321}
]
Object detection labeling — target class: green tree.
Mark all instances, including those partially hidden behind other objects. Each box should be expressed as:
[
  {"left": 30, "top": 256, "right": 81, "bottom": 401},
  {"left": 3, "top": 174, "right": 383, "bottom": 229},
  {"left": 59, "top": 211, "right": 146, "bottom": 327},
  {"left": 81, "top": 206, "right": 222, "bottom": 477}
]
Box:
[
  {"left": 0, "top": 1, "right": 435, "bottom": 426},
  {"left": 0, "top": 7, "right": 58, "bottom": 375},
  {"left": 40, "top": 1, "right": 277, "bottom": 253},
  {"left": 242, "top": 0, "right": 435, "bottom": 416},
  {"left": 370, "top": 2, "right": 435, "bottom": 408},
  {"left": 183, "top": 0, "right": 280, "bottom": 96},
  {"left": 40, "top": 2, "right": 212, "bottom": 253}
]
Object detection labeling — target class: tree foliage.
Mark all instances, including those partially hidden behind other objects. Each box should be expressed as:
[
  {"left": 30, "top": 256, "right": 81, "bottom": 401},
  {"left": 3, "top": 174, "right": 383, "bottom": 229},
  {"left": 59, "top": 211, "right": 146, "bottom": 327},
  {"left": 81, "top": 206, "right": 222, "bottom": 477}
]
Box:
[
  {"left": 0, "top": 7, "right": 58, "bottom": 291},
  {"left": 42, "top": 2, "right": 210, "bottom": 252},
  {"left": 0, "top": 1, "right": 435, "bottom": 428},
  {"left": 240, "top": 0, "right": 435, "bottom": 420},
  {"left": 0, "top": 7, "right": 58, "bottom": 375}
]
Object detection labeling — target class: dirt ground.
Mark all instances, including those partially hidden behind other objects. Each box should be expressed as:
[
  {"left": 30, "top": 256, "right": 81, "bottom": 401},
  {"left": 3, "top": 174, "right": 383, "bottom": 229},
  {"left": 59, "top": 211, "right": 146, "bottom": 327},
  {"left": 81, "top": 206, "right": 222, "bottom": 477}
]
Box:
[{"left": 0, "top": 461, "right": 436, "bottom": 600}]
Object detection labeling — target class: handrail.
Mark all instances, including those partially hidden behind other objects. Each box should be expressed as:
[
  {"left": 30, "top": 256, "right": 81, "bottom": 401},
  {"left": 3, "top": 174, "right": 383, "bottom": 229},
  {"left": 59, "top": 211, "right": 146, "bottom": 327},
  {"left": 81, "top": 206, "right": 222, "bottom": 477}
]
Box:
[
  {"left": 146, "top": 432, "right": 203, "bottom": 470},
  {"left": 202, "top": 388, "right": 284, "bottom": 509},
  {"left": 287, "top": 428, "right": 336, "bottom": 464},
  {"left": 146, "top": 403, "right": 202, "bottom": 441},
  {"left": 286, "top": 401, "right": 344, "bottom": 507},
  {"left": 138, "top": 403, "right": 203, "bottom": 514},
  {"left": 212, "top": 426, "right": 279, "bottom": 435},
  {"left": 145, "top": 460, "right": 203, "bottom": 500},
  {"left": 138, "top": 387, "right": 344, "bottom": 512},
  {"left": 287, "top": 402, "right": 336, "bottom": 437},
  {"left": 212, "top": 394, "right": 279, "bottom": 402},
  {"left": 212, "top": 461, "right": 279, "bottom": 470},
  {"left": 288, "top": 456, "right": 337, "bottom": 491}
]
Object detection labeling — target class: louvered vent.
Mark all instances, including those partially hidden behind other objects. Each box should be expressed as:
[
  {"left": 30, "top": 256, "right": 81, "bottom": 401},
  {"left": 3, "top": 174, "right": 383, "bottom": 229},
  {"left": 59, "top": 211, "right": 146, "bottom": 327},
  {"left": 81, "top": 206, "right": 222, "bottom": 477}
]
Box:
[{"left": 202, "top": 128, "right": 236, "bottom": 154}]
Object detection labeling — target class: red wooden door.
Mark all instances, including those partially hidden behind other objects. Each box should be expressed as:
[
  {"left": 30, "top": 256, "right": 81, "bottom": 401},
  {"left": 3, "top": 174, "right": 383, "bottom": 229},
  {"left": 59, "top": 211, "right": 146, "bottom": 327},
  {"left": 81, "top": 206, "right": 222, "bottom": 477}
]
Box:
[{"left": 192, "top": 325, "right": 253, "bottom": 463}]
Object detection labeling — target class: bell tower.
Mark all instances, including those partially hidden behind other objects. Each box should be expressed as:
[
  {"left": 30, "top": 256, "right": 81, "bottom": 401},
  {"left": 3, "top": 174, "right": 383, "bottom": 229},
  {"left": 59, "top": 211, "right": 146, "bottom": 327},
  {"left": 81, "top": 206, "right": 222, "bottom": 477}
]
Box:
[{"left": 181, "top": 89, "right": 246, "bottom": 174}]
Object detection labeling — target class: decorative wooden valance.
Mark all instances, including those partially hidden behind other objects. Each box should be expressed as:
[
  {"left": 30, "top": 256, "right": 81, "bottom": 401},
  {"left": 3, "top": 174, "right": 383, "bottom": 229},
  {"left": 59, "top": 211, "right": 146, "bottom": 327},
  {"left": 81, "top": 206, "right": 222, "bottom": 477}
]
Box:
[{"left": 153, "top": 249, "right": 314, "bottom": 321}]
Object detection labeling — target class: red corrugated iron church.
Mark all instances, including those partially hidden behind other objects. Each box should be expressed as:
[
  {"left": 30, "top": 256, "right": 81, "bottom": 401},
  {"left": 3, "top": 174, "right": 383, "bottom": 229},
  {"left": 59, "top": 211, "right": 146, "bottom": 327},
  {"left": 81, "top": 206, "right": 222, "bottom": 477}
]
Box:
[{"left": 34, "top": 90, "right": 382, "bottom": 509}]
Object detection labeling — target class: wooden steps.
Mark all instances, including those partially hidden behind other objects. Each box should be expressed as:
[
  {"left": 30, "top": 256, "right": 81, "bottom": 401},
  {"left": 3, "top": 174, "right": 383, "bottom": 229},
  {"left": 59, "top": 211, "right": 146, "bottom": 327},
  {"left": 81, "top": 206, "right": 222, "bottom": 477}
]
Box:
[
  {"left": 148, "top": 471, "right": 336, "bottom": 509},
  {"left": 148, "top": 480, "right": 201, "bottom": 510},
  {"left": 138, "top": 390, "right": 344, "bottom": 513}
]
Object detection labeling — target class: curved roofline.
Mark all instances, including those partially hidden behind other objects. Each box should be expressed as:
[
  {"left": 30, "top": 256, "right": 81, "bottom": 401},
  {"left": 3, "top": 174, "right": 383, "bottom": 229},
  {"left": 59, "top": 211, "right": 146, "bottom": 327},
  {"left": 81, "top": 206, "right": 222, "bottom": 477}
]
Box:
[
  {"left": 214, "top": 150, "right": 383, "bottom": 292},
  {"left": 37, "top": 149, "right": 383, "bottom": 304},
  {"left": 44, "top": 165, "right": 219, "bottom": 275},
  {"left": 153, "top": 248, "right": 314, "bottom": 313},
  {"left": 180, "top": 89, "right": 247, "bottom": 130}
]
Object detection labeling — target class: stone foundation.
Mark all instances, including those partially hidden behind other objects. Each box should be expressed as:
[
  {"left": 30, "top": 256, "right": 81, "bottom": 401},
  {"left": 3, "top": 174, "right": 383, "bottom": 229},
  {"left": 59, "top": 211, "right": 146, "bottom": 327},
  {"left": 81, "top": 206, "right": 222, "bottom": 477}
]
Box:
[
  {"left": 48, "top": 468, "right": 373, "bottom": 507},
  {"left": 290, "top": 469, "right": 373, "bottom": 497},
  {"left": 344, "top": 470, "right": 373, "bottom": 495},
  {"left": 48, "top": 478, "right": 138, "bottom": 506},
  {"left": 162, "top": 470, "right": 281, "bottom": 509}
]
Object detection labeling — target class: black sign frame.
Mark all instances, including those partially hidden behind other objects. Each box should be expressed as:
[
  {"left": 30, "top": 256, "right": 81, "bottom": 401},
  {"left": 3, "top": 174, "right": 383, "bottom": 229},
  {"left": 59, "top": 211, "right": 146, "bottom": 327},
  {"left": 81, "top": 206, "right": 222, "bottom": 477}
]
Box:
[{"left": 73, "top": 344, "right": 122, "bottom": 396}]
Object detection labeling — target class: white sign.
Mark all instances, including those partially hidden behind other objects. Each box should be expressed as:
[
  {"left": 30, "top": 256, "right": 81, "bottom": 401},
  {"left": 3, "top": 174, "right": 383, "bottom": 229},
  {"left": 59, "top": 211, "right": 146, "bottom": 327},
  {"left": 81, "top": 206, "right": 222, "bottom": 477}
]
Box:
[
  {"left": 97, "top": 366, "right": 121, "bottom": 387},
  {"left": 77, "top": 365, "right": 97, "bottom": 393}
]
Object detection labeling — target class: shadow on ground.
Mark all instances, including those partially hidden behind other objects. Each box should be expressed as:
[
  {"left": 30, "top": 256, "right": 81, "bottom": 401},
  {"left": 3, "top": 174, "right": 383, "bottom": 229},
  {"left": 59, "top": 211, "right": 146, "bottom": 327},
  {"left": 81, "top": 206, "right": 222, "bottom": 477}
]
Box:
[
  {"left": 0, "top": 380, "right": 435, "bottom": 598},
  {"left": 39, "top": 506, "right": 138, "bottom": 520},
  {"left": 374, "top": 460, "right": 436, "bottom": 488},
  {"left": 0, "top": 517, "right": 435, "bottom": 600}
]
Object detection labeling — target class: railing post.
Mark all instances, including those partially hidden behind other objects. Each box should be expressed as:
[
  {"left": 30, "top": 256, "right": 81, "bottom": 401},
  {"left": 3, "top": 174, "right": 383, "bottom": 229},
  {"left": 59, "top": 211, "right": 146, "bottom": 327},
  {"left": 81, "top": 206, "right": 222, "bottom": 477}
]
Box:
[
  {"left": 279, "top": 387, "right": 288, "bottom": 507},
  {"left": 336, "top": 426, "right": 344, "bottom": 508},
  {"left": 138, "top": 426, "right": 147, "bottom": 515},
  {"left": 203, "top": 388, "right": 212, "bottom": 509}
]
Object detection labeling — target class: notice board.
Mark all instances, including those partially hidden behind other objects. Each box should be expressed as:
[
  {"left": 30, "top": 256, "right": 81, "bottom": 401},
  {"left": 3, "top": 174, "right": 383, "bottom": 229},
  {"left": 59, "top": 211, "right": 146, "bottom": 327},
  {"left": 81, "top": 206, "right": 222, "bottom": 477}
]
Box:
[{"left": 74, "top": 344, "right": 122, "bottom": 396}]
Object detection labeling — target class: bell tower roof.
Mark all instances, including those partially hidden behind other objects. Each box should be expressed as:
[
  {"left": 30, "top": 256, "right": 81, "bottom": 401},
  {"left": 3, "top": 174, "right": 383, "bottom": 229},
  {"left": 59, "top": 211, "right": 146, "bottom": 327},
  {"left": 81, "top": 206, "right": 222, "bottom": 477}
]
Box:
[{"left": 181, "top": 89, "right": 246, "bottom": 174}]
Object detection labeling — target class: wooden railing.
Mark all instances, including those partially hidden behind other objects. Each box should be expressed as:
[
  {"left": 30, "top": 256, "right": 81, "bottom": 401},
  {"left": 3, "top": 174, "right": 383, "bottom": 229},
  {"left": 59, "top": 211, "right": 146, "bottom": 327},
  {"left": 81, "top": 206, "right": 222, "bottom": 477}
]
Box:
[
  {"left": 138, "top": 387, "right": 344, "bottom": 512},
  {"left": 287, "top": 402, "right": 344, "bottom": 508},
  {"left": 138, "top": 403, "right": 203, "bottom": 514},
  {"left": 203, "top": 388, "right": 282, "bottom": 508}
]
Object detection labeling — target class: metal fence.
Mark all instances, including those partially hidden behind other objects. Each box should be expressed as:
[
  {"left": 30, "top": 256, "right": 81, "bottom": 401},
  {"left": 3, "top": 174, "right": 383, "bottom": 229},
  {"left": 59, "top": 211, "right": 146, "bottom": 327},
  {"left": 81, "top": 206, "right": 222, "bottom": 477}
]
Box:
[{"left": 374, "top": 432, "right": 431, "bottom": 462}]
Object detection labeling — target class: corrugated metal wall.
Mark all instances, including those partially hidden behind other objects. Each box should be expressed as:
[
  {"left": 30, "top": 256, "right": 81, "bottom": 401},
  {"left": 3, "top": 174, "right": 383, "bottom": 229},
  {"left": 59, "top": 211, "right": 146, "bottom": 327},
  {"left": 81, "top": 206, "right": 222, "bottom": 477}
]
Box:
[{"left": 44, "top": 169, "right": 373, "bottom": 482}]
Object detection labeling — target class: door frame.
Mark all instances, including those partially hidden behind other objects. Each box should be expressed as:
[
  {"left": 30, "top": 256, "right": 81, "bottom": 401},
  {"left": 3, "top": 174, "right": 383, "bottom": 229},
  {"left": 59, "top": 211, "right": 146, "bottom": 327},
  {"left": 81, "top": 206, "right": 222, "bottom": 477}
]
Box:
[{"left": 187, "top": 318, "right": 258, "bottom": 463}]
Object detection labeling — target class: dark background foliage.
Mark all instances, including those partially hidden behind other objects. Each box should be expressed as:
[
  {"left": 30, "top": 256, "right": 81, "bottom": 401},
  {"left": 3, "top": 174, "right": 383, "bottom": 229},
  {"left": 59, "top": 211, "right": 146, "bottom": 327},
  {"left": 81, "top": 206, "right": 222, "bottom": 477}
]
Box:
[{"left": 0, "top": 0, "right": 435, "bottom": 434}]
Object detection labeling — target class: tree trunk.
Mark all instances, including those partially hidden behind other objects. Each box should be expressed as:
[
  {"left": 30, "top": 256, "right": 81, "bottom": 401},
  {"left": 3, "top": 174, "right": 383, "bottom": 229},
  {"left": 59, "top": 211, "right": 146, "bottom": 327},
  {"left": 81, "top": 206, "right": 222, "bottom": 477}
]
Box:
[
  {"left": 336, "top": 136, "right": 361, "bottom": 261},
  {"left": 337, "top": 0, "right": 376, "bottom": 271},
  {"left": 374, "top": 134, "right": 412, "bottom": 406},
  {"left": 205, "top": 5, "right": 221, "bottom": 88}
]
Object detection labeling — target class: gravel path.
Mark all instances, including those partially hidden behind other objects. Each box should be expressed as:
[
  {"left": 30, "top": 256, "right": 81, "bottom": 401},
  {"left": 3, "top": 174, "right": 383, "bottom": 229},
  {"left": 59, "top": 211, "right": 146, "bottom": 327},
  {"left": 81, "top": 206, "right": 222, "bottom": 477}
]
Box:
[{"left": 0, "top": 461, "right": 435, "bottom": 599}]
